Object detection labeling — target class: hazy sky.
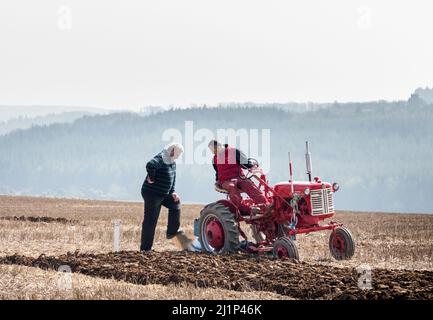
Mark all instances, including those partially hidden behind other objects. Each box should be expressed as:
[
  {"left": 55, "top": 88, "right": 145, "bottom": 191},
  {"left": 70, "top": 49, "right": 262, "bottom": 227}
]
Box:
[{"left": 1, "top": 0, "right": 432, "bottom": 110}]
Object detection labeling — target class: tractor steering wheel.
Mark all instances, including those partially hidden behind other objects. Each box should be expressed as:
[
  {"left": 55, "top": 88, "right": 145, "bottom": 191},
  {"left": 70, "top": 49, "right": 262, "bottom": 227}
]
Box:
[
  {"left": 248, "top": 158, "right": 259, "bottom": 168},
  {"left": 238, "top": 158, "right": 260, "bottom": 180}
]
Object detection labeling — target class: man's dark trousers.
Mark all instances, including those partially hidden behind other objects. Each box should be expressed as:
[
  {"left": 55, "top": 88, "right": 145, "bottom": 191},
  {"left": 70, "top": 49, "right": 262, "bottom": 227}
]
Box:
[{"left": 140, "top": 190, "right": 180, "bottom": 251}]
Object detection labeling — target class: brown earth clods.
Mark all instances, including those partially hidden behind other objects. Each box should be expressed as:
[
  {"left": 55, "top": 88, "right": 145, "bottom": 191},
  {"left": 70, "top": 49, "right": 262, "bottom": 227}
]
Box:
[
  {"left": 1, "top": 251, "right": 432, "bottom": 300},
  {"left": 0, "top": 215, "right": 77, "bottom": 224}
]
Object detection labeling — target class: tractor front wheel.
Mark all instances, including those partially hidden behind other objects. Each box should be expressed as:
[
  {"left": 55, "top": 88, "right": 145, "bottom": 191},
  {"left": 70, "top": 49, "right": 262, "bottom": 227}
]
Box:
[
  {"left": 329, "top": 227, "right": 355, "bottom": 260},
  {"left": 272, "top": 237, "right": 299, "bottom": 260},
  {"left": 199, "top": 202, "right": 240, "bottom": 254}
]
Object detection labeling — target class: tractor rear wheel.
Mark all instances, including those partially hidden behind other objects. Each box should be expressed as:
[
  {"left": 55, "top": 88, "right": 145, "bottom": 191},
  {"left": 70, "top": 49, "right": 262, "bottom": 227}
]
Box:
[
  {"left": 199, "top": 202, "right": 240, "bottom": 254},
  {"left": 272, "top": 237, "right": 299, "bottom": 260},
  {"left": 329, "top": 227, "right": 355, "bottom": 260}
]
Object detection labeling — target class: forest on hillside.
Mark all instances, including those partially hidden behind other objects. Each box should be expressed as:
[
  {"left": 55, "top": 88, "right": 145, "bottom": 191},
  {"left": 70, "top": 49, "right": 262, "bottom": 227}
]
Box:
[{"left": 0, "top": 98, "right": 432, "bottom": 213}]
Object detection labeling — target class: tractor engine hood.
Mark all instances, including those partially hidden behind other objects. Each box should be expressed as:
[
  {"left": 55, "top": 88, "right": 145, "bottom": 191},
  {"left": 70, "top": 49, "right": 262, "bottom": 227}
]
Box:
[{"left": 274, "top": 180, "right": 332, "bottom": 197}]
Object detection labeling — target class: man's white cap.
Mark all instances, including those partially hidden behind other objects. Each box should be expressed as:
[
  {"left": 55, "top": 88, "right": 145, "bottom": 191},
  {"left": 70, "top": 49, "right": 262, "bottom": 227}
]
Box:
[{"left": 162, "top": 142, "right": 184, "bottom": 163}]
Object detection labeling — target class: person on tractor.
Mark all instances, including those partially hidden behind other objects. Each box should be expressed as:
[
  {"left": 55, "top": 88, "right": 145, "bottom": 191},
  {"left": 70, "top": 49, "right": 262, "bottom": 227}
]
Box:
[{"left": 208, "top": 140, "right": 270, "bottom": 215}]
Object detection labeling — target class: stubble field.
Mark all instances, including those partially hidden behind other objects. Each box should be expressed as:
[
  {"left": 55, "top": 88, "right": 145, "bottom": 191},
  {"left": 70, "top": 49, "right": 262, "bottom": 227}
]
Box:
[{"left": 0, "top": 195, "right": 432, "bottom": 300}]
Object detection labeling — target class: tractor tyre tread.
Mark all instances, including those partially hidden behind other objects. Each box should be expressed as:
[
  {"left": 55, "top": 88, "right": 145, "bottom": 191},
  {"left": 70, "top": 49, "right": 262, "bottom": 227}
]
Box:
[
  {"left": 329, "top": 226, "right": 355, "bottom": 260},
  {"left": 272, "top": 236, "right": 299, "bottom": 260},
  {"left": 199, "top": 202, "right": 240, "bottom": 253}
]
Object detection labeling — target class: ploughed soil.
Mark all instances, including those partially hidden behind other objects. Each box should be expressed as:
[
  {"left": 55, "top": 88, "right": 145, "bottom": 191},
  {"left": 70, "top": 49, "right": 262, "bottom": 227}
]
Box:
[
  {"left": 1, "top": 251, "right": 432, "bottom": 300},
  {"left": 0, "top": 216, "right": 77, "bottom": 224}
]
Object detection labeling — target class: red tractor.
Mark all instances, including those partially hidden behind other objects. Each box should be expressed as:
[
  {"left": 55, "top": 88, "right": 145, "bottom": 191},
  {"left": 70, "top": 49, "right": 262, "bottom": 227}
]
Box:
[{"left": 196, "top": 142, "right": 355, "bottom": 260}]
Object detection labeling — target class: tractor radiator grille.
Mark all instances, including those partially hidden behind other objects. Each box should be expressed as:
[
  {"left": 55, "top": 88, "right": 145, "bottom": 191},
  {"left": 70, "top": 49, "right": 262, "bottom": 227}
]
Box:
[{"left": 310, "top": 188, "right": 334, "bottom": 215}]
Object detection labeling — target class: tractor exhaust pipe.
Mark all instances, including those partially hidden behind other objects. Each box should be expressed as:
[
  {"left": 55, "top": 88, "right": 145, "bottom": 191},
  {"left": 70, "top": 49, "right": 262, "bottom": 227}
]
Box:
[
  {"left": 288, "top": 152, "right": 294, "bottom": 194},
  {"left": 305, "top": 141, "right": 312, "bottom": 182}
]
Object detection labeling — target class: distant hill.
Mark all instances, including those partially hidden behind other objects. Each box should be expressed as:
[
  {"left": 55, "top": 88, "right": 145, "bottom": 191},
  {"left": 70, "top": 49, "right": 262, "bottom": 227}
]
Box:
[
  {"left": 0, "top": 106, "right": 113, "bottom": 122},
  {"left": 0, "top": 106, "right": 164, "bottom": 135},
  {"left": 0, "top": 99, "right": 432, "bottom": 213},
  {"left": 0, "top": 111, "right": 94, "bottom": 136},
  {"left": 414, "top": 87, "right": 433, "bottom": 104}
]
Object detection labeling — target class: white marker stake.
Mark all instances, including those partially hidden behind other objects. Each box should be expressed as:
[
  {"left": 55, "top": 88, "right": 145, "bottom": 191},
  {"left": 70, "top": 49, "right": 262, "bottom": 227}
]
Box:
[
  {"left": 57, "top": 265, "right": 72, "bottom": 291},
  {"left": 113, "top": 219, "right": 121, "bottom": 252}
]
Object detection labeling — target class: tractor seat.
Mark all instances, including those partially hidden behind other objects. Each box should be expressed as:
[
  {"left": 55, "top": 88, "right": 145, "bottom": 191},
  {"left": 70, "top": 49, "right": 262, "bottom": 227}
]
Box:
[{"left": 214, "top": 184, "right": 245, "bottom": 194}]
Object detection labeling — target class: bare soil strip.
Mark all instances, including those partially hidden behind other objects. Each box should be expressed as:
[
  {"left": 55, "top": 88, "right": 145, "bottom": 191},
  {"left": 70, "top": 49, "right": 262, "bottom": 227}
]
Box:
[
  {"left": 0, "top": 216, "right": 77, "bottom": 224},
  {"left": 1, "top": 251, "right": 432, "bottom": 299}
]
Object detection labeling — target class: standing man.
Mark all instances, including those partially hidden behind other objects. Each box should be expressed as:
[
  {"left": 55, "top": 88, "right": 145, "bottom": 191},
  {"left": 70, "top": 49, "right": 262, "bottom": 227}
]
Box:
[
  {"left": 208, "top": 140, "right": 270, "bottom": 215},
  {"left": 140, "top": 142, "right": 184, "bottom": 251}
]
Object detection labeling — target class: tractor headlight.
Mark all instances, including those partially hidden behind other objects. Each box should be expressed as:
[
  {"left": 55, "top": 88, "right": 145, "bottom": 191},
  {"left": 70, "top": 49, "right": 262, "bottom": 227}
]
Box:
[
  {"left": 332, "top": 182, "right": 340, "bottom": 192},
  {"left": 304, "top": 188, "right": 310, "bottom": 196}
]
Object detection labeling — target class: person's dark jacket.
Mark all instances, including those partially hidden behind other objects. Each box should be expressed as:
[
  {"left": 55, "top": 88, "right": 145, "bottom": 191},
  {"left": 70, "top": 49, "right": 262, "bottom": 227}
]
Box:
[{"left": 141, "top": 152, "right": 176, "bottom": 196}]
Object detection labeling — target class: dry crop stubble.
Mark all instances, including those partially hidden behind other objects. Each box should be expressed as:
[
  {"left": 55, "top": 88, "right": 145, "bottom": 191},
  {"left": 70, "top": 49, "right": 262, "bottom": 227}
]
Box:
[
  {"left": 0, "top": 196, "right": 432, "bottom": 269},
  {"left": 0, "top": 264, "right": 290, "bottom": 300},
  {"left": 0, "top": 195, "right": 432, "bottom": 300}
]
